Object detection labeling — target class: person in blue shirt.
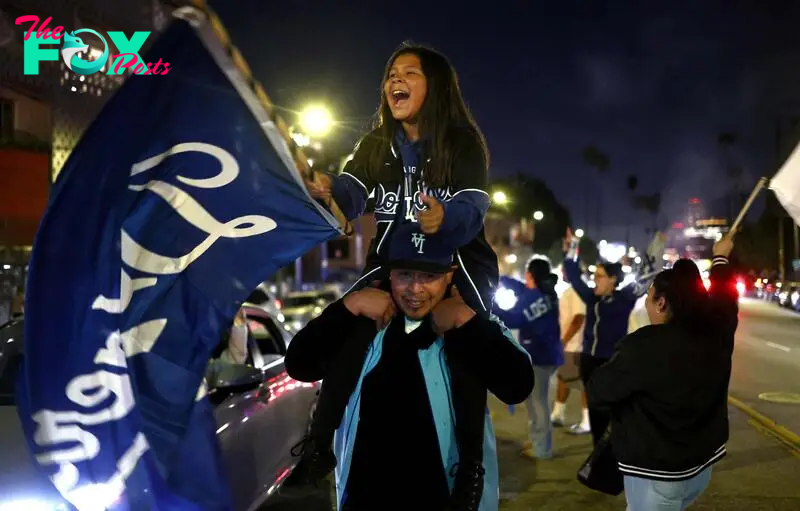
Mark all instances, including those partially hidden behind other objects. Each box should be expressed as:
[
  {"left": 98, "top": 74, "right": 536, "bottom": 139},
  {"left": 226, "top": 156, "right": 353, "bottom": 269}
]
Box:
[
  {"left": 561, "top": 228, "right": 648, "bottom": 446},
  {"left": 495, "top": 257, "right": 563, "bottom": 460}
]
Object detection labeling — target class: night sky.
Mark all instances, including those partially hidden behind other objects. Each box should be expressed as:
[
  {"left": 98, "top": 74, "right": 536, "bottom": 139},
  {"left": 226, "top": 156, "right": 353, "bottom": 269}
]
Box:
[{"left": 212, "top": 0, "right": 800, "bottom": 249}]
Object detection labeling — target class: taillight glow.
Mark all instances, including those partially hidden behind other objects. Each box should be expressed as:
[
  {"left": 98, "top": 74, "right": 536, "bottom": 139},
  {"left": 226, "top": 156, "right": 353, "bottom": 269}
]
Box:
[{"left": 736, "top": 280, "right": 745, "bottom": 296}]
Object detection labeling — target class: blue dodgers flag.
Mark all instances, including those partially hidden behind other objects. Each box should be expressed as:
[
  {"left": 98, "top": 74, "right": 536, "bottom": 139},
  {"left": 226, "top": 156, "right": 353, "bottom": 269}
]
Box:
[{"left": 15, "top": 10, "right": 341, "bottom": 511}]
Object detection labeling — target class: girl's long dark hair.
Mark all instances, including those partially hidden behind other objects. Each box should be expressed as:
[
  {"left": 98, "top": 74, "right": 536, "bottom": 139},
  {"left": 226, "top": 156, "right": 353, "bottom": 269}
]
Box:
[
  {"left": 366, "top": 42, "right": 489, "bottom": 188},
  {"left": 652, "top": 259, "right": 708, "bottom": 331},
  {"left": 528, "top": 257, "right": 558, "bottom": 300}
]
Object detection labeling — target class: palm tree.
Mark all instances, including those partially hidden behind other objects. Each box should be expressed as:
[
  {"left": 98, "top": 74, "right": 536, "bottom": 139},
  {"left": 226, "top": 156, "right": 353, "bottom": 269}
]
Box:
[
  {"left": 718, "top": 132, "right": 735, "bottom": 146},
  {"left": 626, "top": 175, "right": 638, "bottom": 248},
  {"left": 718, "top": 132, "right": 745, "bottom": 220},
  {"left": 581, "top": 145, "right": 611, "bottom": 237},
  {"left": 634, "top": 192, "right": 661, "bottom": 233}
]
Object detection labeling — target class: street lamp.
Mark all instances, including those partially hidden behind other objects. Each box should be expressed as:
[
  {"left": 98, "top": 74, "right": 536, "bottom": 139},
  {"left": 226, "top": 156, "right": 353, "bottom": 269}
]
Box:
[
  {"left": 574, "top": 228, "right": 585, "bottom": 238},
  {"left": 294, "top": 103, "right": 333, "bottom": 288},
  {"left": 492, "top": 190, "right": 508, "bottom": 205},
  {"left": 533, "top": 210, "right": 544, "bottom": 221},
  {"left": 298, "top": 104, "right": 334, "bottom": 138}
]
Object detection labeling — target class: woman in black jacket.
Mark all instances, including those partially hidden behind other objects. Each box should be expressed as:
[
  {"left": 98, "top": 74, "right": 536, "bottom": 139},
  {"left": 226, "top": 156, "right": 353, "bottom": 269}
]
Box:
[{"left": 586, "top": 233, "right": 738, "bottom": 511}]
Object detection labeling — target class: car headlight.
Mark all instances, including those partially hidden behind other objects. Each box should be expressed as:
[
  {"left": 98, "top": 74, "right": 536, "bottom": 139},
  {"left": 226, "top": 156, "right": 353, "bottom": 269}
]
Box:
[{"left": 0, "top": 500, "right": 68, "bottom": 511}]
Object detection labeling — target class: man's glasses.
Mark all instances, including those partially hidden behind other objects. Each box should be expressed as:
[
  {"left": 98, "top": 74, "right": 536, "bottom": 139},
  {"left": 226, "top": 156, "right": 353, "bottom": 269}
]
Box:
[{"left": 390, "top": 270, "right": 442, "bottom": 285}]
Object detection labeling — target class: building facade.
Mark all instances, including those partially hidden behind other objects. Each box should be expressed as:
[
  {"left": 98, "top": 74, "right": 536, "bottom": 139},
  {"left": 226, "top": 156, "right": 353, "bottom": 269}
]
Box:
[{"left": 0, "top": 0, "right": 175, "bottom": 322}]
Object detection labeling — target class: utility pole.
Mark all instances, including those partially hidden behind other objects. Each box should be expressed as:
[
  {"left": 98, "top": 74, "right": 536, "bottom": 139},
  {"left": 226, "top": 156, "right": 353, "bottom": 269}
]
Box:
[
  {"left": 625, "top": 226, "right": 630, "bottom": 253},
  {"left": 776, "top": 119, "right": 784, "bottom": 283},
  {"left": 794, "top": 222, "right": 800, "bottom": 279},
  {"left": 779, "top": 216, "right": 786, "bottom": 282}
]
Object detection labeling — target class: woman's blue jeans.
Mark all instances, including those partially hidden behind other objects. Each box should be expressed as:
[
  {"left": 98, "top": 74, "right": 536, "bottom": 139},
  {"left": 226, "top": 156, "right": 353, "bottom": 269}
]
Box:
[{"left": 624, "top": 466, "right": 713, "bottom": 511}]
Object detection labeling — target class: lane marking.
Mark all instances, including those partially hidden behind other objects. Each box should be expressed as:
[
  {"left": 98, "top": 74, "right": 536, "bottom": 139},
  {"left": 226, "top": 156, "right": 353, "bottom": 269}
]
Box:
[
  {"left": 758, "top": 392, "right": 800, "bottom": 404},
  {"left": 746, "top": 419, "right": 800, "bottom": 459},
  {"left": 766, "top": 341, "right": 791, "bottom": 352},
  {"left": 728, "top": 395, "right": 800, "bottom": 454}
]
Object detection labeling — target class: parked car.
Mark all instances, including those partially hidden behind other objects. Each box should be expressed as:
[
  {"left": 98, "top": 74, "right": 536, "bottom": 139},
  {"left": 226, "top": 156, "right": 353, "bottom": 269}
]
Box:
[
  {"left": 279, "top": 290, "right": 338, "bottom": 333},
  {"left": 0, "top": 307, "right": 319, "bottom": 511},
  {"left": 245, "top": 283, "right": 283, "bottom": 317},
  {"left": 777, "top": 285, "right": 800, "bottom": 313}
]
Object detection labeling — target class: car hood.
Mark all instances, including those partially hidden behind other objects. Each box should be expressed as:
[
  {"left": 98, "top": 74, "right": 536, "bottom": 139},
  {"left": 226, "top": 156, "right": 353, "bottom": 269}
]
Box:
[
  {"left": 280, "top": 305, "right": 316, "bottom": 317},
  {"left": 0, "top": 406, "right": 67, "bottom": 507}
]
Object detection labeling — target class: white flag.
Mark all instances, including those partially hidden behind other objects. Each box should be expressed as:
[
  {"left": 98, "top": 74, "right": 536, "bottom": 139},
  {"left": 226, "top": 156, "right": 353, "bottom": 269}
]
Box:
[
  {"left": 771, "top": 142, "right": 800, "bottom": 225},
  {"left": 647, "top": 231, "right": 667, "bottom": 264}
]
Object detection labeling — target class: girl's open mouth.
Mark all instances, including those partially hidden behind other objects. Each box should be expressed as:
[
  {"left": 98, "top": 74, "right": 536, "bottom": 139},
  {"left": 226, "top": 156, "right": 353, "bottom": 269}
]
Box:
[{"left": 391, "top": 89, "right": 410, "bottom": 106}]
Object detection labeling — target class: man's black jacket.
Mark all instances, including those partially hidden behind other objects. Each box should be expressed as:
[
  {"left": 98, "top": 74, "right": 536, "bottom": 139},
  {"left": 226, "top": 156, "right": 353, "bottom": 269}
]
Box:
[
  {"left": 285, "top": 299, "right": 534, "bottom": 508},
  {"left": 285, "top": 299, "right": 534, "bottom": 405}
]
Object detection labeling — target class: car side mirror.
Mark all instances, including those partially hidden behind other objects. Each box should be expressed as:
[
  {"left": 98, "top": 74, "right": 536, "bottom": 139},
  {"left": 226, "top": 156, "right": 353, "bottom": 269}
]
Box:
[{"left": 206, "top": 361, "right": 264, "bottom": 393}]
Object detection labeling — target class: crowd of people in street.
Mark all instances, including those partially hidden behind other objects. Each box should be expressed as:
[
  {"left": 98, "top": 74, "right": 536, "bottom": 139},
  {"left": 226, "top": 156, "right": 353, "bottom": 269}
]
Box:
[
  {"left": 286, "top": 40, "right": 740, "bottom": 511},
  {"left": 494, "top": 229, "right": 737, "bottom": 510}
]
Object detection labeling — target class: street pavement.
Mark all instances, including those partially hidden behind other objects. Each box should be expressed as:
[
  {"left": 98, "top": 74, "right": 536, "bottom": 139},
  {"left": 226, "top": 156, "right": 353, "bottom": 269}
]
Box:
[
  {"left": 491, "top": 394, "right": 800, "bottom": 510},
  {"left": 729, "top": 298, "right": 800, "bottom": 433},
  {"left": 265, "top": 297, "right": 800, "bottom": 510},
  {"left": 265, "top": 390, "right": 800, "bottom": 510}
]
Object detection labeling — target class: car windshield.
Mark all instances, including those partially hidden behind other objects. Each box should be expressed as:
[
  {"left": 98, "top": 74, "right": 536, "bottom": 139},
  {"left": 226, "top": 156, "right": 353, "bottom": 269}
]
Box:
[
  {"left": 0, "top": 358, "right": 19, "bottom": 405},
  {"left": 246, "top": 316, "right": 284, "bottom": 356},
  {"left": 282, "top": 295, "right": 320, "bottom": 308},
  {"left": 0, "top": 321, "right": 23, "bottom": 405},
  {"left": 246, "top": 288, "right": 270, "bottom": 305}
]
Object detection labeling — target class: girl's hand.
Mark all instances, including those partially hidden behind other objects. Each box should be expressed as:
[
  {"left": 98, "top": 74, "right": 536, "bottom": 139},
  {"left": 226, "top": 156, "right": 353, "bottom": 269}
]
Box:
[
  {"left": 431, "top": 286, "right": 475, "bottom": 336},
  {"left": 343, "top": 287, "right": 396, "bottom": 330},
  {"left": 417, "top": 194, "right": 445, "bottom": 234},
  {"left": 305, "top": 172, "right": 332, "bottom": 200}
]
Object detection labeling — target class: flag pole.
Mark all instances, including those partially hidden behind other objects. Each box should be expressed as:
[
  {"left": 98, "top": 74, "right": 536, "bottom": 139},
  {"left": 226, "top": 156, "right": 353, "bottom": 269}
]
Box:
[
  {"left": 730, "top": 177, "right": 769, "bottom": 233},
  {"left": 188, "top": 0, "right": 353, "bottom": 237}
]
